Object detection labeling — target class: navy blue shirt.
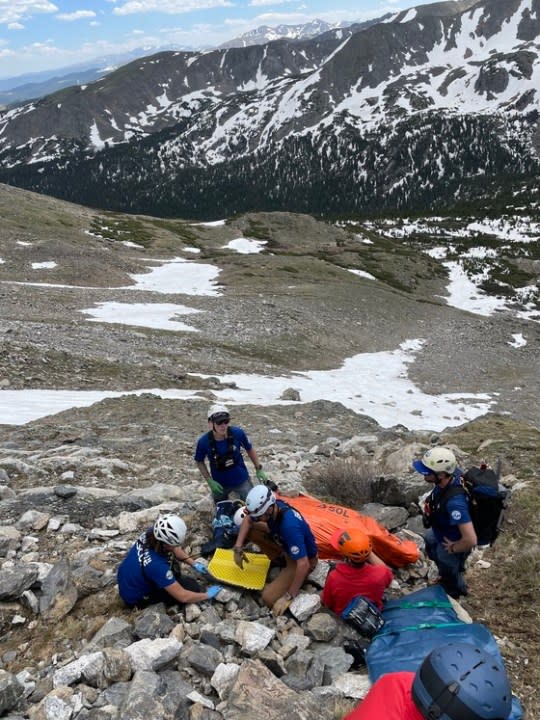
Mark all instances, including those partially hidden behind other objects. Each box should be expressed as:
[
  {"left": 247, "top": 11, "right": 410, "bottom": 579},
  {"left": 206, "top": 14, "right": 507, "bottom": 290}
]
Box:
[
  {"left": 194, "top": 425, "right": 252, "bottom": 489},
  {"left": 117, "top": 531, "right": 175, "bottom": 606},
  {"left": 267, "top": 500, "right": 318, "bottom": 560},
  {"left": 430, "top": 476, "right": 472, "bottom": 543}
]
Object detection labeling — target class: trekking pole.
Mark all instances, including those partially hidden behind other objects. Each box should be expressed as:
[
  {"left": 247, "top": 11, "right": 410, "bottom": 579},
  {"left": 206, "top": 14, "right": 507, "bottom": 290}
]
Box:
[
  {"left": 495, "top": 456, "right": 507, "bottom": 537},
  {"left": 495, "top": 456, "right": 502, "bottom": 482}
]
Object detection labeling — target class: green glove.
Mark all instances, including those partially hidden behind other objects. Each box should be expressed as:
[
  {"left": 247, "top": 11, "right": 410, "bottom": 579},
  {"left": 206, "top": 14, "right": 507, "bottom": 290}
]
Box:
[
  {"left": 255, "top": 467, "right": 267, "bottom": 483},
  {"left": 207, "top": 477, "right": 224, "bottom": 495}
]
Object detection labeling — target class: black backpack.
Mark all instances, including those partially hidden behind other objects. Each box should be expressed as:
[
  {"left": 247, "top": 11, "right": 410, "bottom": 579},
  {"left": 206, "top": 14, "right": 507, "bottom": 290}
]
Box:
[
  {"left": 461, "top": 464, "right": 509, "bottom": 546},
  {"left": 423, "top": 462, "right": 509, "bottom": 546}
]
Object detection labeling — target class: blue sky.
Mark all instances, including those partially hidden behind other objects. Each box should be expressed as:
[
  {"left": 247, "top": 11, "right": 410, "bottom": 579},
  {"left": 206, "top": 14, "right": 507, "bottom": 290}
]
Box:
[{"left": 0, "top": 0, "right": 436, "bottom": 80}]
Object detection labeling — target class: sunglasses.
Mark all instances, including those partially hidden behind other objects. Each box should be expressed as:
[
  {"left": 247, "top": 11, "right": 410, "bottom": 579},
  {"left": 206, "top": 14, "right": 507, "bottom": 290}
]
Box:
[{"left": 213, "top": 416, "right": 230, "bottom": 425}]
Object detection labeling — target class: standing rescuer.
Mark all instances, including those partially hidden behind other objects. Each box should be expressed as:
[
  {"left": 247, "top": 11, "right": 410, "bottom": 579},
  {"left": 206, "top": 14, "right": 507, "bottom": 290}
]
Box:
[
  {"left": 194, "top": 404, "right": 268, "bottom": 504},
  {"left": 413, "top": 447, "right": 477, "bottom": 598},
  {"left": 233, "top": 485, "right": 318, "bottom": 615}
]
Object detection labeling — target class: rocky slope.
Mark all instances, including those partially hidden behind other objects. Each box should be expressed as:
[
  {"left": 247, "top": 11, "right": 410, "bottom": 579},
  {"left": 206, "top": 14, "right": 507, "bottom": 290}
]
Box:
[
  {"left": 0, "top": 183, "right": 539, "bottom": 718},
  {"left": 0, "top": 398, "right": 538, "bottom": 719}
]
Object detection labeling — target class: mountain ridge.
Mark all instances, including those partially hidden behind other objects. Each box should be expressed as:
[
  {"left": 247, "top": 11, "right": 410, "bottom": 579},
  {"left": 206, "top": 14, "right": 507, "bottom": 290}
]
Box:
[{"left": 0, "top": 0, "right": 539, "bottom": 218}]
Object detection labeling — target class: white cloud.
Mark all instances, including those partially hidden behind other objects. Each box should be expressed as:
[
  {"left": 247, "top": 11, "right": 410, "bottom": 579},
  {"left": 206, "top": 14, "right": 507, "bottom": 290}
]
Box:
[
  {"left": 26, "top": 41, "right": 59, "bottom": 55},
  {"left": 56, "top": 10, "right": 96, "bottom": 21},
  {"left": 0, "top": 1, "right": 58, "bottom": 26},
  {"left": 250, "top": 0, "right": 296, "bottom": 6},
  {"left": 113, "top": 0, "right": 233, "bottom": 16},
  {"left": 7, "top": 22, "right": 24, "bottom": 29}
]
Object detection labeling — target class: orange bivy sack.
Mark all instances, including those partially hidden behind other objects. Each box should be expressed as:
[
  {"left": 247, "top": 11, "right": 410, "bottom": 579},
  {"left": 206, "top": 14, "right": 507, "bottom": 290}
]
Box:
[{"left": 278, "top": 493, "right": 419, "bottom": 568}]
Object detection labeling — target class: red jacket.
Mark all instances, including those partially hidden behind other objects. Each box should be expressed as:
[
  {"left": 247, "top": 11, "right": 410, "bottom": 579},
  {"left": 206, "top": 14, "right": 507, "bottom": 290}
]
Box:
[
  {"left": 321, "top": 562, "right": 393, "bottom": 614},
  {"left": 343, "top": 672, "right": 424, "bottom": 720}
]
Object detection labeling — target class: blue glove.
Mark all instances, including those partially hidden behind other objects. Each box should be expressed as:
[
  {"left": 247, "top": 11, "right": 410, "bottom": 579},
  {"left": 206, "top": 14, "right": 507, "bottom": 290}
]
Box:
[
  {"left": 207, "top": 585, "right": 223, "bottom": 600},
  {"left": 193, "top": 562, "right": 208, "bottom": 575}
]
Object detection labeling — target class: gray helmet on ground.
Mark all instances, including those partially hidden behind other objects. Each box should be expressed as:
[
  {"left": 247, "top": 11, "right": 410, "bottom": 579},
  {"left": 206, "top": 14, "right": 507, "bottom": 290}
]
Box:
[
  {"left": 246, "top": 485, "right": 276, "bottom": 518},
  {"left": 153, "top": 514, "right": 187, "bottom": 546},
  {"left": 208, "top": 403, "right": 230, "bottom": 421},
  {"left": 412, "top": 642, "right": 512, "bottom": 720}
]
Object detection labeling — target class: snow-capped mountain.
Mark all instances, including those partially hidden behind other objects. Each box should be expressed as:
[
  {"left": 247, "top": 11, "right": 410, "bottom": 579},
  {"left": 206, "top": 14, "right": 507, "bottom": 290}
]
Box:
[
  {"left": 0, "top": 22, "right": 351, "bottom": 107},
  {"left": 0, "top": 0, "right": 538, "bottom": 219},
  {"left": 217, "top": 19, "right": 358, "bottom": 49}
]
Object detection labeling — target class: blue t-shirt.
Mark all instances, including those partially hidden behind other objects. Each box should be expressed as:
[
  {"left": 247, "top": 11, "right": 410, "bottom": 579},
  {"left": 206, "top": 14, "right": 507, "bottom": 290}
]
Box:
[
  {"left": 431, "top": 477, "right": 472, "bottom": 543},
  {"left": 267, "top": 500, "right": 318, "bottom": 560},
  {"left": 194, "top": 426, "right": 252, "bottom": 489},
  {"left": 117, "top": 531, "right": 176, "bottom": 605}
]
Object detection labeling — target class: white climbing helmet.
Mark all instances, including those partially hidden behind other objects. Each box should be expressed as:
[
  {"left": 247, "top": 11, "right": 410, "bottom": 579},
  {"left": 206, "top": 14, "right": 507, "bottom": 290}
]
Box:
[
  {"left": 416, "top": 447, "right": 457, "bottom": 475},
  {"left": 153, "top": 514, "right": 187, "bottom": 546},
  {"left": 208, "top": 403, "right": 230, "bottom": 420},
  {"left": 246, "top": 485, "right": 276, "bottom": 518},
  {"left": 233, "top": 506, "right": 249, "bottom": 526}
]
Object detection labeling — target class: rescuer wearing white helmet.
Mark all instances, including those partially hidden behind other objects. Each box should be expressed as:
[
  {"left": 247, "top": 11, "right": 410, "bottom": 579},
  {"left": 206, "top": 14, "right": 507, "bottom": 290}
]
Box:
[
  {"left": 117, "top": 513, "right": 223, "bottom": 608},
  {"left": 233, "top": 485, "right": 318, "bottom": 616},
  {"left": 194, "top": 403, "right": 273, "bottom": 504},
  {"left": 413, "top": 447, "right": 477, "bottom": 598}
]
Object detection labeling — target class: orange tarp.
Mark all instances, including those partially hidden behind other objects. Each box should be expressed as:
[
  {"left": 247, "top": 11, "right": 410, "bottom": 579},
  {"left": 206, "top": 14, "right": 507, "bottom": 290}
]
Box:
[{"left": 278, "top": 493, "right": 419, "bottom": 568}]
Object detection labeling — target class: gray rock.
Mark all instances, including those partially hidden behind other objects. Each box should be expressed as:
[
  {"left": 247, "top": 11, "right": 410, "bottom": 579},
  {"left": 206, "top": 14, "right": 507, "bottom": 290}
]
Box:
[
  {"left": 124, "top": 637, "right": 182, "bottom": 672},
  {"left": 133, "top": 606, "right": 174, "bottom": 639},
  {"left": 120, "top": 670, "right": 164, "bottom": 720},
  {"left": 54, "top": 486, "right": 78, "bottom": 499},
  {"left": 0, "top": 669, "right": 25, "bottom": 715},
  {"left": 221, "top": 658, "right": 335, "bottom": 720},
  {"left": 282, "top": 649, "right": 325, "bottom": 690},
  {"left": 305, "top": 612, "right": 338, "bottom": 642},
  {"left": 39, "top": 559, "right": 78, "bottom": 620},
  {"left": 183, "top": 644, "right": 224, "bottom": 677},
  {"left": 0, "top": 563, "right": 39, "bottom": 600},
  {"left": 88, "top": 618, "right": 134, "bottom": 651},
  {"left": 360, "top": 502, "right": 409, "bottom": 530}
]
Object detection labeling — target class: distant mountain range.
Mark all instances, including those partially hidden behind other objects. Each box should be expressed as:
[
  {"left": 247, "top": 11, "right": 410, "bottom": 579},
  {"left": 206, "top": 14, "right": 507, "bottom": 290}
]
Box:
[
  {"left": 217, "top": 19, "right": 360, "bottom": 49},
  {"left": 0, "top": 47, "right": 184, "bottom": 107},
  {"left": 0, "top": 21, "right": 357, "bottom": 107},
  {"left": 0, "top": 0, "right": 539, "bottom": 220}
]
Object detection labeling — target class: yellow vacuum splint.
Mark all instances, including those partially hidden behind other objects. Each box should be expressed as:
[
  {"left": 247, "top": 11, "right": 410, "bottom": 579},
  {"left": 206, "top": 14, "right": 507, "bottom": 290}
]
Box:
[{"left": 208, "top": 548, "right": 271, "bottom": 590}]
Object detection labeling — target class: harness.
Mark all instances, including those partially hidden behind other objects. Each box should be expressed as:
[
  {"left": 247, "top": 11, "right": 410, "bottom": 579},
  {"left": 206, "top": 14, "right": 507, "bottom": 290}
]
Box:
[
  {"left": 207, "top": 427, "right": 236, "bottom": 471},
  {"left": 423, "top": 481, "right": 466, "bottom": 527}
]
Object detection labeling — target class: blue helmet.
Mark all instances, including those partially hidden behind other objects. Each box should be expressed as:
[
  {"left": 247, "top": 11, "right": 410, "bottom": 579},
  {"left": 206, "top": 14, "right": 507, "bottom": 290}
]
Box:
[{"left": 412, "top": 642, "right": 512, "bottom": 720}]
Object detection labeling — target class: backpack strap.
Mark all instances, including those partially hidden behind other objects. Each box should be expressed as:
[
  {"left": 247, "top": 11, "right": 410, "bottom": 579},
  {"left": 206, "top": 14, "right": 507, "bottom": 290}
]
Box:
[
  {"left": 272, "top": 501, "right": 293, "bottom": 530},
  {"left": 428, "top": 481, "right": 467, "bottom": 514}
]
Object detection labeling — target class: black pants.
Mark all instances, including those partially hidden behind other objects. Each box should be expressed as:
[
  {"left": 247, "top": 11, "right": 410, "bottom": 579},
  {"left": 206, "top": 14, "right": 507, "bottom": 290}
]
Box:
[{"left": 129, "top": 574, "right": 202, "bottom": 610}]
